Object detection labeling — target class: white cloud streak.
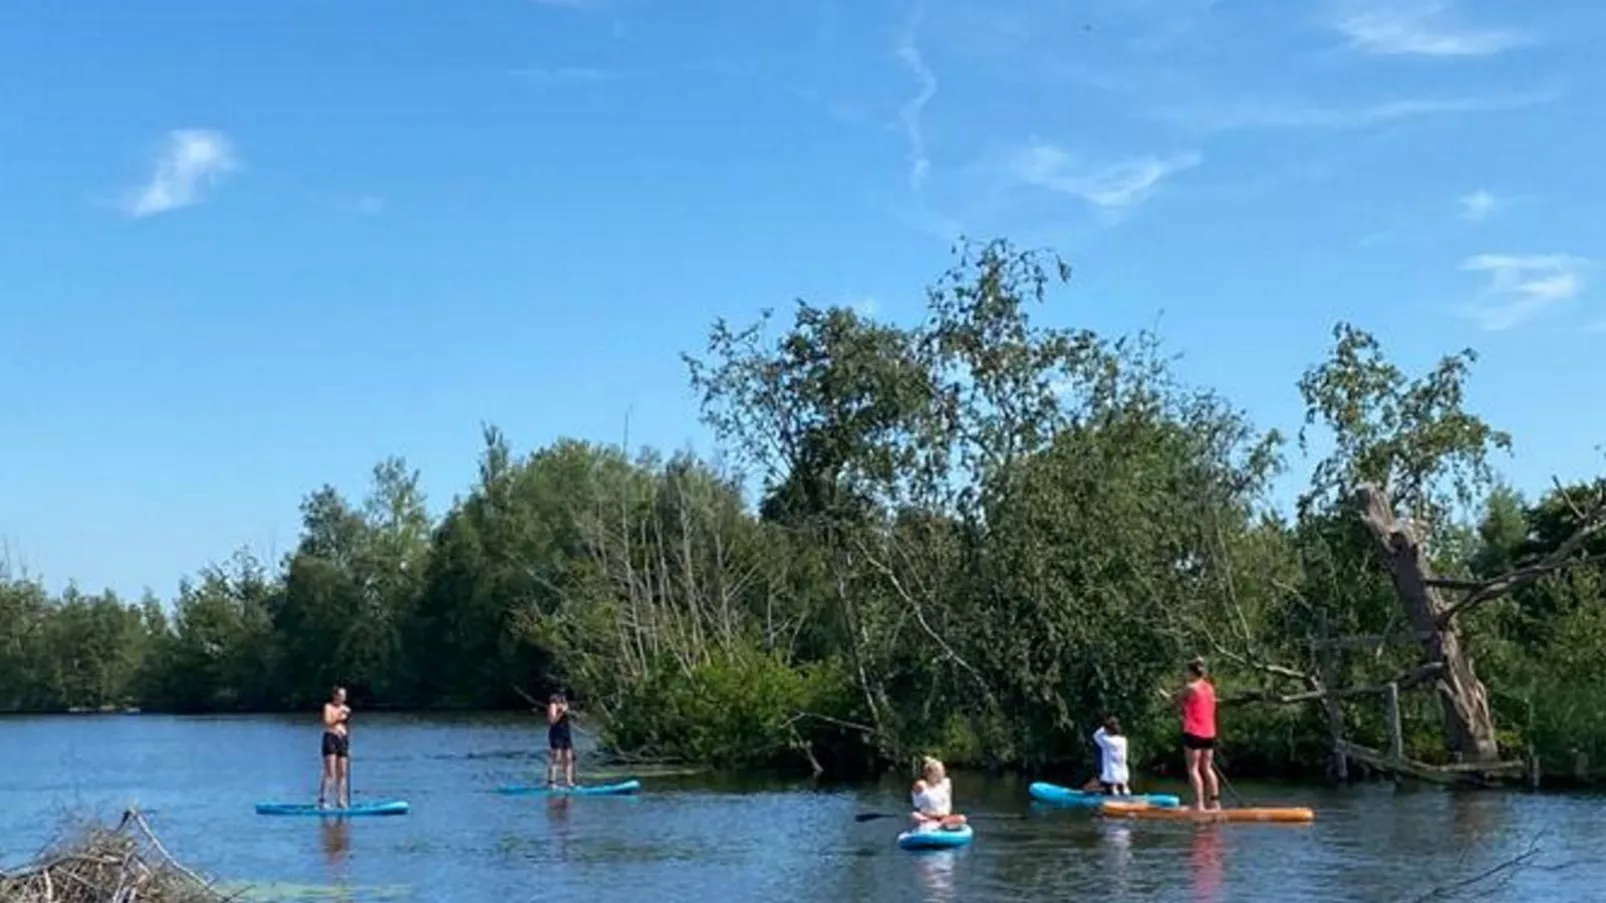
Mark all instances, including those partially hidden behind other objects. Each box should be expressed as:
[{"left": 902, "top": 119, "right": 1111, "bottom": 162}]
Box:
[
  {"left": 1334, "top": 1, "right": 1532, "bottom": 57},
  {"left": 1010, "top": 143, "right": 1201, "bottom": 208},
  {"left": 895, "top": 6, "right": 937, "bottom": 192},
  {"left": 1158, "top": 85, "right": 1561, "bottom": 131},
  {"left": 1459, "top": 189, "right": 1499, "bottom": 221},
  {"left": 1461, "top": 253, "right": 1589, "bottom": 331},
  {"left": 124, "top": 129, "right": 238, "bottom": 218}
]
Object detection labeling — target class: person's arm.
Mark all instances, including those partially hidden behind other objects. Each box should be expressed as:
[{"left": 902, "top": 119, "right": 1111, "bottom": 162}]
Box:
[
  {"left": 910, "top": 780, "right": 934, "bottom": 821},
  {"left": 322, "top": 704, "right": 339, "bottom": 729},
  {"left": 1093, "top": 727, "right": 1110, "bottom": 751}
]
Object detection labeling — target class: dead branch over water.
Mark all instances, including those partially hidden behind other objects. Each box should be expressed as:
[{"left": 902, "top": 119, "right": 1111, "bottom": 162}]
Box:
[
  {"left": 0, "top": 809, "right": 226, "bottom": 903},
  {"left": 1405, "top": 832, "right": 1593, "bottom": 902}
]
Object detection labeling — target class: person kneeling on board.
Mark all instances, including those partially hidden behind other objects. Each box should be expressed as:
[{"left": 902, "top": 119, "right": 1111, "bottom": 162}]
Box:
[
  {"left": 910, "top": 756, "right": 966, "bottom": 831},
  {"left": 1092, "top": 717, "right": 1132, "bottom": 796}
]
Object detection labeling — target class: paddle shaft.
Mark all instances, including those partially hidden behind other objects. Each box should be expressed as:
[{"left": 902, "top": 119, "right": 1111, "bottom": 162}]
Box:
[{"left": 1212, "top": 760, "right": 1246, "bottom": 807}]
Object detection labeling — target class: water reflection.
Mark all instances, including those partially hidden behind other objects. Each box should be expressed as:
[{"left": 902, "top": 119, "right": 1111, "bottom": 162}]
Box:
[
  {"left": 319, "top": 819, "right": 355, "bottom": 903},
  {"left": 320, "top": 819, "right": 351, "bottom": 865},
  {"left": 1190, "top": 826, "right": 1224, "bottom": 903},
  {"left": 1449, "top": 791, "right": 1503, "bottom": 846},
  {"left": 1101, "top": 822, "right": 1133, "bottom": 895},
  {"left": 911, "top": 849, "right": 957, "bottom": 903},
  {"left": 546, "top": 796, "right": 572, "bottom": 862}
]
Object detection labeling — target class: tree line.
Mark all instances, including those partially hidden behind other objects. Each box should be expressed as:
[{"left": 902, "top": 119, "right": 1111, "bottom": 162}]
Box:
[{"left": 6, "top": 238, "right": 1605, "bottom": 783}]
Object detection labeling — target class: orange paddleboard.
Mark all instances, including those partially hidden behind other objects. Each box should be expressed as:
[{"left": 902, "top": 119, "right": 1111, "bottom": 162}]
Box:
[{"left": 1100, "top": 800, "right": 1315, "bottom": 823}]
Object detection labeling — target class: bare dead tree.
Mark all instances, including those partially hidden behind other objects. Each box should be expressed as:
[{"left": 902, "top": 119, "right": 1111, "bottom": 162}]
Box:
[{"left": 1354, "top": 481, "right": 1606, "bottom": 765}]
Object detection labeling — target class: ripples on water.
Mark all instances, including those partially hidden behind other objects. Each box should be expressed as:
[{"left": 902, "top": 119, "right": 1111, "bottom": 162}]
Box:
[{"left": 2, "top": 714, "right": 1604, "bottom": 901}]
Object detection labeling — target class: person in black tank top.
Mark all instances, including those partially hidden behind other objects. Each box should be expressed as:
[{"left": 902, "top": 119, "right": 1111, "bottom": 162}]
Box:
[{"left": 546, "top": 692, "right": 576, "bottom": 788}]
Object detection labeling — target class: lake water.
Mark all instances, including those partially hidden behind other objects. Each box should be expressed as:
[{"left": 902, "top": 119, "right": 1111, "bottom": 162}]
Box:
[{"left": 2, "top": 714, "right": 1603, "bottom": 901}]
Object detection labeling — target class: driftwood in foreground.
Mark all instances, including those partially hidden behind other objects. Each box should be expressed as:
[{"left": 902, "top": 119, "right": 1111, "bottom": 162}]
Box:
[{"left": 0, "top": 808, "right": 225, "bottom": 903}]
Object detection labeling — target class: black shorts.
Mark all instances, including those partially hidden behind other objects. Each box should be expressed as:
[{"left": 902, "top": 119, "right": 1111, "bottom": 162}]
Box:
[
  {"left": 321, "top": 731, "right": 349, "bottom": 758},
  {"left": 1182, "top": 732, "right": 1216, "bottom": 751},
  {"left": 548, "top": 728, "right": 572, "bottom": 751},
  {"left": 1098, "top": 781, "right": 1115, "bottom": 794}
]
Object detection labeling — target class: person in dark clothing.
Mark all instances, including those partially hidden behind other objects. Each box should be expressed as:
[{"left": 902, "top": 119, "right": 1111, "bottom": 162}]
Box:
[{"left": 546, "top": 692, "right": 576, "bottom": 788}]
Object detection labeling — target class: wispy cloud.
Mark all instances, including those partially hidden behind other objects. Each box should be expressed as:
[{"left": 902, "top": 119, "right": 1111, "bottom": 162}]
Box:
[
  {"left": 1157, "top": 84, "right": 1561, "bottom": 132},
  {"left": 1333, "top": 0, "right": 1532, "bottom": 58},
  {"left": 1461, "top": 253, "right": 1589, "bottom": 330},
  {"left": 123, "top": 129, "right": 238, "bottom": 218},
  {"left": 1459, "top": 189, "right": 1500, "bottom": 221},
  {"left": 1009, "top": 142, "right": 1200, "bottom": 208},
  {"left": 894, "top": 6, "right": 937, "bottom": 192}
]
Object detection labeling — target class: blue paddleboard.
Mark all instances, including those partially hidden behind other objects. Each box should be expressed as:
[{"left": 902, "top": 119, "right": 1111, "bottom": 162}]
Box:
[
  {"left": 496, "top": 778, "right": 642, "bottom": 796},
  {"left": 254, "top": 800, "right": 410, "bottom": 817},
  {"left": 1029, "top": 781, "right": 1180, "bottom": 809},
  {"left": 897, "top": 824, "right": 974, "bottom": 850}
]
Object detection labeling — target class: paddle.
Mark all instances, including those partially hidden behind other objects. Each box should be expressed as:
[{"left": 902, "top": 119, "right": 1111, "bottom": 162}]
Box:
[
  {"left": 1211, "top": 758, "right": 1248, "bottom": 808},
  {"left": 854, "top": 812, "right": 1022, "bottom": 823},
  {"left": 511, "top": 685, "right": 540, "bottom": 710}
]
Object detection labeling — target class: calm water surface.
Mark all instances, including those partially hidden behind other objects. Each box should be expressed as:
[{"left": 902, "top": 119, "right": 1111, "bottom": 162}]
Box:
[{"left": 2, "top": 714, "right": 1603, "bottom": 901}]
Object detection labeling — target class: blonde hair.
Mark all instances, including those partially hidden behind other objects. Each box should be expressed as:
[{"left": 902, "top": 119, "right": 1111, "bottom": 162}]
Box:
[{"left": 920, "top": 756, "right": 945, "bottom": 779}]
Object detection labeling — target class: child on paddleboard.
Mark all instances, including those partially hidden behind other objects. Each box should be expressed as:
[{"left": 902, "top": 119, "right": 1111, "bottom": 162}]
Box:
[
  {"left": 1092, "top": 716, "right": 1131, "bottom": 796},
  {"left": 1173, "top": 657, "right": 1220, "bottom": 812},
  {"left": 546, "top": 692, "right": 576, "bottom": 788},
  {"left": 910, "top": 756, "right": 966, "bottom": 831}
]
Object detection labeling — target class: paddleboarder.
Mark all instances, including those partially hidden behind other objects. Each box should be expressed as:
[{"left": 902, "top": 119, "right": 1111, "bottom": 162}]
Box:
[
  {"left": 910, "top": 756, "right": 966, "bottom": 831},
  {"left": 318, "top": 685, "right": 351, "bottom": 809},
  {"left": 1173, "top": 657, "right": 1220, "bottom": 812},
  {"left": 1092, "top": 716, "right": 1131, "bottom": 796},
  {"left": 546, "top": 692, "right": 576, "bottom": 788}
]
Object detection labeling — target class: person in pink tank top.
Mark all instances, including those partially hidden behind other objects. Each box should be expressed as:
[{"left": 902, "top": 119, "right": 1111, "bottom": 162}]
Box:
[{"left": 1173, "top": 657, "right": 1220, "bottom": 812}]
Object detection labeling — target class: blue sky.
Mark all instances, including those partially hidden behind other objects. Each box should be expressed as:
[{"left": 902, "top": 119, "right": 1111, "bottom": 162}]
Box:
[{"left": 3, "top": 0, "right": 1603, "bottom": 600}]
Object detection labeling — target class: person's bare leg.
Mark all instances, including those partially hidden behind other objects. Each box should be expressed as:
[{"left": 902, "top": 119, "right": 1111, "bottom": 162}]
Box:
[
  {"left": 319, "top": 755, "right": 335, "bottom": 807},
  {"left": 1186, "top": 749, "right": 1206, "bottom": 811},
  {"left": 547, "top": 750, "right": 558, "bottom": 787},
  {"left": 336, "top": 757, "right": 350, "bottom": 808},
  {"left": 563, "top": 750, "right": 576, "bottom": 787},
  {"left": 1202, "top": 750, "right": 1220, "bottom": 810}
]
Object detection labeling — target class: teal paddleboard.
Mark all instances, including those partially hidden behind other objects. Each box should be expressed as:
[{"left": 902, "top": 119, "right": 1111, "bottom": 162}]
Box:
[
  {"left": 1029, "top": 781, "right": 1180, "bottom": 809},
  {"left": 254, "top": 800, "right": 410, "bottom": 817},
  {"left": 897, "top": 824, "right": 974, "bottom": 850},
  {"left": 496, "top": 779, "right": 641, "bottom": 796}
]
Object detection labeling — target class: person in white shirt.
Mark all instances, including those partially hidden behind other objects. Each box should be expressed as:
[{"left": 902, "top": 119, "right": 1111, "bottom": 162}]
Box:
[
  {"left": 1093, "top": 717, "right": 1131, "bottom": 796},
  {"left": 910, "top": 756, "right": 967, "bottom": 831}
]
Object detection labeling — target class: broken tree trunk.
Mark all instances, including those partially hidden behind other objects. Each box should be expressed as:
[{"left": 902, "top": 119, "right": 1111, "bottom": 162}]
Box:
[{"left": 1353, "top": 483, "right": 1501, "bottom": 765}]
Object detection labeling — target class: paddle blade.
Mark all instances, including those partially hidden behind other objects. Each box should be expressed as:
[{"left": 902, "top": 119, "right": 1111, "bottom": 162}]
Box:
[{"left": 854, "top": 812, "right": 894, "bottom": 822}]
